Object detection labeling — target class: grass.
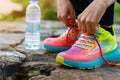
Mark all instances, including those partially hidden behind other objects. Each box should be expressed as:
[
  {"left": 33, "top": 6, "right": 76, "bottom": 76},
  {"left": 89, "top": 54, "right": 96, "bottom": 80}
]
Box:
[
  {"left": 0, "top": 0, "right": 57, "bottom": 21},
  {"left": 114, "top": 2, "right": 120, "bottom": 24}
]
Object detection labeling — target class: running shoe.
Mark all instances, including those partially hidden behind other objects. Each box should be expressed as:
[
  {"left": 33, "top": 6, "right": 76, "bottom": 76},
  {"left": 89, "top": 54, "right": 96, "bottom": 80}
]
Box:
[
  {"left": 56, "top": 27, "right": 120, "bottom": 69},
  {"left": 43, "top": 24, "right": 80, "bottom": 52}
]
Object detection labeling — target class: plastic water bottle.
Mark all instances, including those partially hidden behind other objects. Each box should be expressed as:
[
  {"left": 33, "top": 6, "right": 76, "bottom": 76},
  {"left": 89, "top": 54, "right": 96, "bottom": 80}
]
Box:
[{"left": 24, "top": 0, "right": 41, "bottom": 50}]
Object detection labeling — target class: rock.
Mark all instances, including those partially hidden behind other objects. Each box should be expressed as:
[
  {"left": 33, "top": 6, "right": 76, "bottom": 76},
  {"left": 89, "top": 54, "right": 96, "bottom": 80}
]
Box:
[
  {"left": 0, "top": 33, "right": 24, "bottom": 45},
  {"left": 22, "top": 62, "right": 56, "bottom": 76},
  {"left": 0, "top": 51, "right": 26, "bottom": 76},
  {"left": 41, "top": 20, "right": 64, "bottom": 29},
  {"left": 114, "top": 24, "right": 120, "bottom": 34},
  {"left": 0, "top": 22, "right": 25, "bottom": 33},
  {"left": 0, "top": 44, "right": 14, "bottom": 51},
  {"left": 1, "top": 21, "right": 120, "bottom": 80},
  {"left": 5, "top": 76, "right": 15, "bottom": 80},
  {"left": 14, "top": 44, "right": 46, "bottom": 56},
  {"left": 0, "top": 51, "right": 26, "bottom": 63},
  {"left": 0, "top": 21, "right": 64, "bottom": 33},
  {"left": 29, "top": 65, "right": 120, "bottom": 80},
  {"left": 0, "top": 69, "right": 3, "bottom": 80},
  {"left": 29, "top": 75, "right": 51, "bottom": 80},
  {"left": 28, "top": 71, "right": 40, "bottom": 77}
]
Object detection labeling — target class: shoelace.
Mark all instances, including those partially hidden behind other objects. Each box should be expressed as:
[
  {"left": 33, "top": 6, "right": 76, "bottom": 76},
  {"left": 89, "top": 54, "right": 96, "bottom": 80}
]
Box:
[
  {"left": 66, "top": 24, "right": 80, "bottom": 43},
  {"left": 73, "top": 34, "right": 94, "bottom": 50},
  {"left": 92, "top": 33, "right": 120, "bottom": 67},
  {"left": 73, "top": 32, "right": 120, "bottom": 67},
  {"left": 61, "top": 20, "right": 80, "bottom": 44}
]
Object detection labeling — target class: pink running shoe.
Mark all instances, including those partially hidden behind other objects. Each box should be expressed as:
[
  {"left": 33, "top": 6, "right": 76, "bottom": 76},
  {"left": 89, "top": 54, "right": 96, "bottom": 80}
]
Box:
[
  {"left": 56, "top": 27, "right": 120, "bottom": 69},
  {"left": 43, "top": 24, "right": 80, "bottom": 52}
]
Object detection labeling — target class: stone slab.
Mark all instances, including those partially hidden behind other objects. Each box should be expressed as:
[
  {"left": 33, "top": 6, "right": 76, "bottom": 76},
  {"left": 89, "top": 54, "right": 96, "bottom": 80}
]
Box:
[
  {"left": 0, "top": 21, "right": 120, "bottom": 80},
  {"left": 0, "top": 51, "right": 26, "bottom": 76},
  {"left": 0, "top": 33, "right": 24, "bottom": 45},
  {"left": 29, "top": 65, "right": 120, "bottom": 80},
  {"left": 14, "top": 44, "right": 46, "bottom": 55}
]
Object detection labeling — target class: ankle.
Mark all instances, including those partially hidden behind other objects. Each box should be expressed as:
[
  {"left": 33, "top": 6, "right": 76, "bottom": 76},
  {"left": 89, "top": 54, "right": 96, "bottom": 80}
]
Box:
[{"left": 101, "top": 25, "right": 114, "bottom": 35}]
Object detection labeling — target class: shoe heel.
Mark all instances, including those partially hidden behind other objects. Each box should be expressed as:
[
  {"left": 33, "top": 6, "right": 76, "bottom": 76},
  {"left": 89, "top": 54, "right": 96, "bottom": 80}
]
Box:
[{"left": 104, "top": 45, "right": 120, "bottom": 62}]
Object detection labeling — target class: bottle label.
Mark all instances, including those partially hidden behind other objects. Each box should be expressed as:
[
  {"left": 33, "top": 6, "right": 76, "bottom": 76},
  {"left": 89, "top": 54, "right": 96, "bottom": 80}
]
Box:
[{"left": 26, "top": 21, "right": 40, "bottom": 32}]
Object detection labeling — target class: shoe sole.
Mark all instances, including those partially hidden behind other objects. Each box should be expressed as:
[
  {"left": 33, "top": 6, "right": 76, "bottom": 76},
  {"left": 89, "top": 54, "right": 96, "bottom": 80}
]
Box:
[
  {"left": 43, "top": 43, "right": 71, "bottom": 52},
  {"left": 56, "top": 45, "right": 120, "bottom": 69}
]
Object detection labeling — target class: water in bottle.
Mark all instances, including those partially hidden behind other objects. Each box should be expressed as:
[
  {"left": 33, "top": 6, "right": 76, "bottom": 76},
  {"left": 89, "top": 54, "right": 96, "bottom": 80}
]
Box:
[{"left": 24, "top": 0, "right": 41, "bottom": 50}]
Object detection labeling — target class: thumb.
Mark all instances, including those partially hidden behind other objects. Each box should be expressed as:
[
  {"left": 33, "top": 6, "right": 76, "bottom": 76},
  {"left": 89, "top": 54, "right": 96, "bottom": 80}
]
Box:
[{"left": 68, "top": 11, "right": 76, "bottom": 27}]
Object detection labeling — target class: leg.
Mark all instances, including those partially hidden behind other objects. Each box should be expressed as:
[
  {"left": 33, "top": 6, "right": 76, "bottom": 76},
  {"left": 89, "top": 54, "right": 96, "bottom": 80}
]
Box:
[
  {"left": 100, "top": 4, "right": 114, "bottom": 26},
  {"left": 70, "top": 0, "right": 114, "bottom": 26},
  {"left": 70, "top": 0, "right": 114, "bottom": 35},
  {"left": 70, "top": 0, "right": 89, "bottom": 18}
]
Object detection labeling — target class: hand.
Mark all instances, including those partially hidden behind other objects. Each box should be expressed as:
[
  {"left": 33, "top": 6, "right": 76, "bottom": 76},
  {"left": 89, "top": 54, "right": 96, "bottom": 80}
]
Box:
[
  {"left": 77, "top": 0, "right": 115, "bottom": 33},
  {"left": 57, "top": 0, "right": 75, "bottom": 27}
]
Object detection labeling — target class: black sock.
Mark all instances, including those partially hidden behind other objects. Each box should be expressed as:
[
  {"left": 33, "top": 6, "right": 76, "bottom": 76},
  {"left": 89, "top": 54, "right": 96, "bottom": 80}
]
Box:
[{"left": 101, "top": 26, "right": 114, "bottom": 35}]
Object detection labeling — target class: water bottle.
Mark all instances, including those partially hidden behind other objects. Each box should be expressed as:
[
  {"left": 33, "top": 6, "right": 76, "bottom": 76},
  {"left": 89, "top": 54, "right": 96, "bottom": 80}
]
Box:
[{"left": 24, "top": 0, "right": 41, "bottom": 50}]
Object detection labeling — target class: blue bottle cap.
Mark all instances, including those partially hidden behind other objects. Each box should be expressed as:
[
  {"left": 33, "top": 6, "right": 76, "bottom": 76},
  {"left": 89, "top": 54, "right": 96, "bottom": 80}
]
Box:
[{"left": 30, "top": 0, "right": 37, "bottom": 2}]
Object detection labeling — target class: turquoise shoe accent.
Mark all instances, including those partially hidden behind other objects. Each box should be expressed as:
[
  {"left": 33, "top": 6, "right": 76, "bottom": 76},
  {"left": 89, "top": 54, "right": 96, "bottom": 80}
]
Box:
[
  {"left": 43, "top": 43, "right": 71, "bottom": 52},
  {"left": 62, "top": 45, "right": 120, "bottom": 69}
]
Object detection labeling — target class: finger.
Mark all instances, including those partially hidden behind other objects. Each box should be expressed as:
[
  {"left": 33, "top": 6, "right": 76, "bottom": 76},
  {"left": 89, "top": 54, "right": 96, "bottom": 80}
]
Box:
[
  {"left": 86, "top": 20, "right": 97, "bottom": 33},
  {"left": 85, "top": 13, "right": 97, "bottom": 33},
  {"left": 69, "top": 10, "right": 76, "bottom": 23},
  {"left": 96, "top": 24, "right": 100, "bottom": 30},
  {"left": 58, "top": 13, "right": 69, "bottom": 27},
  {"left": 78, "top": 19, "right": 81, "bottom": 30},
  {"left": 86, "top": 21, "right": 92, "bottom": 33},
  {"left": 81, "top": 21, "right": 86, "bottom": 33},
  {"left": 80, "top": 17, "right": 87, "bottom": 33},
  {"left": 78, "top": 14, "right": 88, "bottom": 33},
  {"left": 92, "top": 24, "right": 100, "bottom": 32},
  {"left": 67, "top": 15, "right": 74, "bottom": 27},
  {"left": 77, "top": 16, "right": 85, "bottom": 32},
  {"left": 91, "top": 24, "right": 96, "bottom": 32}
]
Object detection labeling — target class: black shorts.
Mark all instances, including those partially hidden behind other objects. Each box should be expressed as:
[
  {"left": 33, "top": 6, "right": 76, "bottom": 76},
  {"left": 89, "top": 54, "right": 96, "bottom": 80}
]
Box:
[{"left": 70, "top": 0, "right": 118, "bottom": 26}]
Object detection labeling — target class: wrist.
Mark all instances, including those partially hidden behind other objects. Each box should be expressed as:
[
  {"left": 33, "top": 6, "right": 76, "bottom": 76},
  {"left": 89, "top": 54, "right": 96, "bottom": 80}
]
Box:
[
  {"left": 104, "top": 0, "right": 116, "bottom": 7},
  {"left": 94, "top": 0, "right": 116, "bottom": 8}
]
